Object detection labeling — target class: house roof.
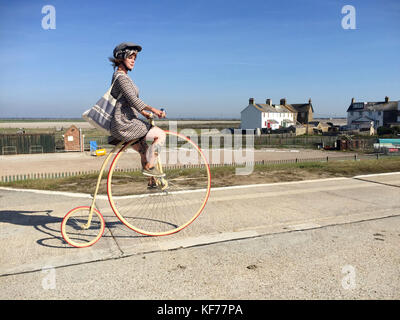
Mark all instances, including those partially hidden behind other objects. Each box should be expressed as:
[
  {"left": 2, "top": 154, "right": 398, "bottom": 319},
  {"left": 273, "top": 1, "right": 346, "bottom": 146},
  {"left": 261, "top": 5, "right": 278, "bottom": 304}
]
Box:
[
  {"left": 346, "top": 101, "right": 398, "bottom": 112},
  {"left": 244, "top": 99, "right": 314, "bottom": 114},
  {"left": 308, "top": 121, "right": 331, "bottom": 127},
  {"left": 66, "top": 124, "right": 79, "bottom": 132},
  {"left": 252, "top": 103, "right": 311, "bottom": 114},
  {"left": 289, "top": 103, "right": 314, "bottom": 113},
  {"left": 282, "top": 104, "right": 298, "bottom": 113},
  {"left": 253, "top": 104, "right": 278, "bottom": 113}
]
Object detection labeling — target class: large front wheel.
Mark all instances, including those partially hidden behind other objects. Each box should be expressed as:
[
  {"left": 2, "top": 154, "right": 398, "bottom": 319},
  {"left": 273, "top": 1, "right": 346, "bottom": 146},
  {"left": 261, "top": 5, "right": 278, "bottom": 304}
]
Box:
[{"left": 107, "top": 131, "right": 211, "bottom": 236}]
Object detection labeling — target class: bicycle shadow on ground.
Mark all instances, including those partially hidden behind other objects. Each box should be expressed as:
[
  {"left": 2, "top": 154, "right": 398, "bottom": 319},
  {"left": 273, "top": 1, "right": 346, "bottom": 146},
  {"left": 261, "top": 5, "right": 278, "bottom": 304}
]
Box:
[
  {"left": 0, "top": 209, "right": 68, "bottom": 248},
  {"left": 0, "top": 210, "right": 57, "bottom": 226},
  {"left": 0, "top": 210, "right": 169, "bottom": 249}
]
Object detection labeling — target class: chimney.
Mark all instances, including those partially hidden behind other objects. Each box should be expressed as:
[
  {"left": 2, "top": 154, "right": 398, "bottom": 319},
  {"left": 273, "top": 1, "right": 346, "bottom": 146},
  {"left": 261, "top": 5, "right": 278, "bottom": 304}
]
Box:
[
  {"left": 280, "top": 98, "right": 286, "bottom": 106},
  {"left": 385, "top": 96, "right": 389, "bottom": 103},
  {"left": 351, "top": 97, "right": 355, "bottom": 104},
  {"left": 266, "top": 99, "right": 272, "bottom": 106},
  {"left": 249, "top": 98, "right": 254, "bottom": 105},
  {"left": 308, "top": 98, "right": 312, "bottom": 104}
]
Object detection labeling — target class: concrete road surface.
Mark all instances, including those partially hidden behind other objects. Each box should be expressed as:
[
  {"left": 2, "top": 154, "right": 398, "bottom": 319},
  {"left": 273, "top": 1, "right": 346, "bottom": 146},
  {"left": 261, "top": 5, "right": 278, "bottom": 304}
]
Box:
[{"left": 0, "top": 172, "right": 399, "bottom": 299}]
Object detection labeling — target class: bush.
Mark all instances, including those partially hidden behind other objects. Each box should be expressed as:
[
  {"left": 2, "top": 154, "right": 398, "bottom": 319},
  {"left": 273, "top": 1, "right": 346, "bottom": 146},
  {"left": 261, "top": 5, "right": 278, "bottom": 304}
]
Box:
[{"left": 377, "top": 126, "right": 400, "bottom": 136}]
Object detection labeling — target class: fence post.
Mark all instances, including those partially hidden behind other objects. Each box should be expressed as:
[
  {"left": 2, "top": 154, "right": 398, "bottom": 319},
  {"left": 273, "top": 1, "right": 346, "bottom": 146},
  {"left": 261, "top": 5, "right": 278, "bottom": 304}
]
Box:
[
  {"left": 354, "top": 154, "right": 357, "bottom": 161},
  {"left": 326, "top": 156, "right": 329, "bottom": 162}
]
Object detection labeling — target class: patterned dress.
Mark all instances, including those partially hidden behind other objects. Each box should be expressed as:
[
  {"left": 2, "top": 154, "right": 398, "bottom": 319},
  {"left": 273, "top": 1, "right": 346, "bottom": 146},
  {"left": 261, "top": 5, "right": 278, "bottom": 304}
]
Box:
[{"left": 110, "top": 70, "right": 152, "bottom": 142}]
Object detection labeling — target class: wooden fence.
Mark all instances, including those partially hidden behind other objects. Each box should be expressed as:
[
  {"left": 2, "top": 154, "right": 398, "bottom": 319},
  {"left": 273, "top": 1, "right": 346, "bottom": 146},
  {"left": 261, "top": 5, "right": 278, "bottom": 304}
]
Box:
[
  {"left": 85, "top": 134, "right": 377, "bottom": 152},
  {"left": 0, "top": 153, "right": 385, "bottom": 183}
]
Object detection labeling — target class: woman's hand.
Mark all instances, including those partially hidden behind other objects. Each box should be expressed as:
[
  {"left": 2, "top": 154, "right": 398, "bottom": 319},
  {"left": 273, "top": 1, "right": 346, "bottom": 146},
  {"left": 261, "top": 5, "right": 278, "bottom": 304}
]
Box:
[
  {"left": 154, "top": 108, "right": 166, "bottom": 119},
  {"left": 141, "top": 111, "right": 153, "bottom": 119},
  {"left": 144, "top": 106, "right": 166, "bottom": 119}
]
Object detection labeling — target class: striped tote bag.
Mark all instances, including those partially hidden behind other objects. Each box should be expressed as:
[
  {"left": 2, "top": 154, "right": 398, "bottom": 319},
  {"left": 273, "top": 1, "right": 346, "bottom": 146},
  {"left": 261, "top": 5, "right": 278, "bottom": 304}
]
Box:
[{"left": 82, "top": 73, "right": 123, "bottom": 134}]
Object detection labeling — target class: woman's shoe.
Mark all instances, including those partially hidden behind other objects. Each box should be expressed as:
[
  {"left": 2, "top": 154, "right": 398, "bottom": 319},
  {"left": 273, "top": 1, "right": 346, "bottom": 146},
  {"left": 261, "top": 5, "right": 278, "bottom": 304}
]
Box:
[
  {"left": 147, "top": 177, "right": 158, "bottom": 189},
  {"left": 147, "top": 182, "right": 158, "bottom": 189}
]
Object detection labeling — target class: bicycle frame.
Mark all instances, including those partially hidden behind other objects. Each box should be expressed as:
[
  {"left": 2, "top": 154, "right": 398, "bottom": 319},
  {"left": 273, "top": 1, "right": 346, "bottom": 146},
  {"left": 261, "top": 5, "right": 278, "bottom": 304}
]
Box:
[
  {"left": 83, "top": 140, "right": 125, "bottom": 230},
  {"left": 83, "top": 115, "right": 161, "bottom": 229}
]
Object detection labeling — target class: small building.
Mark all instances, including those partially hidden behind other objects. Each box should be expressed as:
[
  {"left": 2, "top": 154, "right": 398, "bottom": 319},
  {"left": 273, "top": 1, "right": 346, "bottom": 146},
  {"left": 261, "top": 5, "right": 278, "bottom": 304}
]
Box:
[
  {"left": 240, "top": 98, "right": 314, "bottom": 131},
  {"left": 346, "top": 96, "right": 399, "bottom": 130},
  {"left": 289, "top": 124, "right": 307, "bottom": 136},
  {"left": 308, "top": 121, "right": 331, "bottom": 135},
  {"left": 64, "top": 125, "right": 83, "bottom": 152}
]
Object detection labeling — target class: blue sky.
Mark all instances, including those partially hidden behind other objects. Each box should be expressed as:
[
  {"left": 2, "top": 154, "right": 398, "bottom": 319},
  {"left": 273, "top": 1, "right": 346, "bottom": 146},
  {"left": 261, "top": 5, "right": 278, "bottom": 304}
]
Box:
[{"left": 0, "top": 0, "right": 399, "bottom": 118}]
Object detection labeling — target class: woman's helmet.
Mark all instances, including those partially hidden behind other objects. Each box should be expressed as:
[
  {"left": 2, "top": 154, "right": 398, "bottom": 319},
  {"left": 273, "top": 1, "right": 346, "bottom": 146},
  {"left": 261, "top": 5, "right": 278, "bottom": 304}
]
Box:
[{"left": 113, "top": 42, "right": 142, "bottom": 60}]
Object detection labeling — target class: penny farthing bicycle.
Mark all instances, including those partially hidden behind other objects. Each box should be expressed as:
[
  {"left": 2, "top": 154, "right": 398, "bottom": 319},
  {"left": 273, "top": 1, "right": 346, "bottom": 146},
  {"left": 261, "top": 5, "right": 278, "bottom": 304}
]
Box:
[{"left": 61, "top": 113, "right": 211, "bottom": 248}]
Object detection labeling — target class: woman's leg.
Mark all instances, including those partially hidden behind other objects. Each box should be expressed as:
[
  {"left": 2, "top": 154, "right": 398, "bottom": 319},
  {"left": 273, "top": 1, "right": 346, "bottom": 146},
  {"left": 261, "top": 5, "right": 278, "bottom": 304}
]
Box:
[
  {"left": 132, "top": 139, "right": 148, "bottom": 168},
  {"left": 131, "top": 140, "right": 156, "bottom": 186},
  {"left": 143, "top": 126, "right": 166, "bottom": 170}
]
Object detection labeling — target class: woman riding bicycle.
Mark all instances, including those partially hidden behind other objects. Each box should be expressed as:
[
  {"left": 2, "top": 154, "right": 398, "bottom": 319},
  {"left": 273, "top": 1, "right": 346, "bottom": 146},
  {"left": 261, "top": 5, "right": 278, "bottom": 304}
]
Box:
[{"left": 108, "top": 42, "right": 166, "bottom": 180}]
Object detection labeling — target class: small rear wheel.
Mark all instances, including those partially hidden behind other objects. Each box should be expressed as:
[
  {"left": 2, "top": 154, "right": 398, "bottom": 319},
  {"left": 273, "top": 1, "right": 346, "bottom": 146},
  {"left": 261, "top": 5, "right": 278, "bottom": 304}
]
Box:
[{"left": 61, "top": 206, "right": 105, "bottom": 248}]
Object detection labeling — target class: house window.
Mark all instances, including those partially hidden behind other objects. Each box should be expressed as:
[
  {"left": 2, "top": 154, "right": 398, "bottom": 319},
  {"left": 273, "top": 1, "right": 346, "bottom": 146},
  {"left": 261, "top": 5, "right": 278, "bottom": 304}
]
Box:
[
  {"left": 359, "top": 111, "right": 362, "bottom": 116},
  {"left": 350, "top": 112, "right": 353, "bottom": 116},
  {"left": 378, "top": 111, "right": 382, "bottom": 116}
]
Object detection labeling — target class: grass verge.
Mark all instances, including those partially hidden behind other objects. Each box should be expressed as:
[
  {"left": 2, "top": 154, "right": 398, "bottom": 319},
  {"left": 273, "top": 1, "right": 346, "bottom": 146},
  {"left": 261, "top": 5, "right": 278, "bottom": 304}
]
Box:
[{"left": 1, "top": 157, "right": 400, "bottom": 194}]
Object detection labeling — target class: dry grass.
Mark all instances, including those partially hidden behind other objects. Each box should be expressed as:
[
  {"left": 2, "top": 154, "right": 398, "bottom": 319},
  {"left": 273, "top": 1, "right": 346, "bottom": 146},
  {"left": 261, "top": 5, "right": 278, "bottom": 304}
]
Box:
[{"left": 1, "top": 157, "right": 400, "bottom": 193}]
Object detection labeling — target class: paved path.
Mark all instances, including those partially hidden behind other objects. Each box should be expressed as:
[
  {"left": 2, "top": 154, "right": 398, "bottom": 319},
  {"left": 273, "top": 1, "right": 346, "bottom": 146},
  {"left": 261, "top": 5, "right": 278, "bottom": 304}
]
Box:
[{"left": 0, "top": 172, "right": 399, "bottom": 299}]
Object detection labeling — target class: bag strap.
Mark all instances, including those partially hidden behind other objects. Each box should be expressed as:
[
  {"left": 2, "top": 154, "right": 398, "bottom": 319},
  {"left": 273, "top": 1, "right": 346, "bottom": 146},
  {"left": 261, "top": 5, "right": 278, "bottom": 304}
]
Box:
[
  {"left": 108, "top": 72, "right": 124, "bottom": 99},
  {"left": 111, "top": 71, "right": 124, "bottom": 86}
]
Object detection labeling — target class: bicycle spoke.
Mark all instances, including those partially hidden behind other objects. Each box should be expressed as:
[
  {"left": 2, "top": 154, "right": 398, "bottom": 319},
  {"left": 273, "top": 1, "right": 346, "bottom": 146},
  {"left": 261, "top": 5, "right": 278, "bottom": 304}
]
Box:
[{"left": 107, "top": 132, "right": 211, "bottom": 236}]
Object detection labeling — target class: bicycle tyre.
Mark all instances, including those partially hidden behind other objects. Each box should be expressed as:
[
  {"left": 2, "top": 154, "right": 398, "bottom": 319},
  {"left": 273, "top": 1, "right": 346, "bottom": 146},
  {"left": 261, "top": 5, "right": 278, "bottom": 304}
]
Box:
[
  {"left": 61, "top": 206, "right": 105, "bottom": 248},
  {"left": 107, "top": 130, "right": 211, "bottom": 236}
]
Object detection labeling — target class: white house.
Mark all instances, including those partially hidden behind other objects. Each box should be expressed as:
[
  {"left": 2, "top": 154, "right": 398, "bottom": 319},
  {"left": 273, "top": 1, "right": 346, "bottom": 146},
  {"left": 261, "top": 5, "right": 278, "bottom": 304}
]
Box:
[
  {"left": 347, "top": 96, "right": 399, "bottom": 129},
  {"left": 240, "top": 98, "right": 313, "bottom": 130}
]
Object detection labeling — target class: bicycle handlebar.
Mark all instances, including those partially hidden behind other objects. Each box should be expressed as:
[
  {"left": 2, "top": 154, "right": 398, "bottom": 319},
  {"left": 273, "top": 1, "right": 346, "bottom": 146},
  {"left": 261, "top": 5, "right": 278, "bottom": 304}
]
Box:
[
  {"left": 148, "top": 108, "right": 166, "bottom": 119},
  {"left": 148, "top": 108, "right": 166, "bottom": 125}
]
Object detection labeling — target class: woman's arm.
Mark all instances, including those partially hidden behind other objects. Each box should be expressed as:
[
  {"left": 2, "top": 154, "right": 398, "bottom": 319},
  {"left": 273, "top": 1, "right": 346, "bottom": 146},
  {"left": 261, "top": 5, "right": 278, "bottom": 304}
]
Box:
[
  {"left": 116, "top": 75, "right": 165, "bottom": 119},
  {"left": 116, "top": 75, "right": 147, "bottom": 112}
]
